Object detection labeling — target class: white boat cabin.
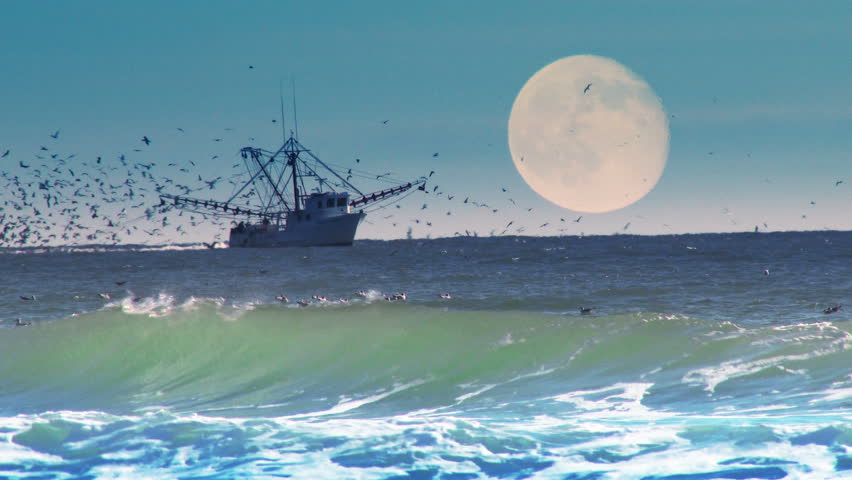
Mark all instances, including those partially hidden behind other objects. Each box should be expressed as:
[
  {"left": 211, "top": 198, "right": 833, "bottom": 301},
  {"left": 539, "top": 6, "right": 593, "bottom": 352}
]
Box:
[{"left": 300, "top": 192, "right": 351, "bottom": 220}]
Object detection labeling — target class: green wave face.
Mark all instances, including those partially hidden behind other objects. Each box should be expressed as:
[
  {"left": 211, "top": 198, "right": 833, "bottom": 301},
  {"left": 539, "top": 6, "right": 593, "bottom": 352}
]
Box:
[{"left": 1, "top": 302, "right": 849, "bottom": 418}]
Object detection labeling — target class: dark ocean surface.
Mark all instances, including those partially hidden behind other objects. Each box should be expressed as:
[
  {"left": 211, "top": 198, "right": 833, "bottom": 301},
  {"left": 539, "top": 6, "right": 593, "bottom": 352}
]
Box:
[{"left": 1, "top": 232, "right": 850, "bottom": 479}]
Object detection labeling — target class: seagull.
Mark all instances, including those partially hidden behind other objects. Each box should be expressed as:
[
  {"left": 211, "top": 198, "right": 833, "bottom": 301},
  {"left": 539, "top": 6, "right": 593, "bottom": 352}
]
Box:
[
  {"left": 115, "top": 280, "right": 127, "bottom": 286},
  {"left": 381, "top": 120, "right": 389, "bottom": 124},
  {"left": 432, "top": 152, "right": 439, "bottom": 158},
  {"left": 1, "top": 149, "right": 9, "bottom": 158},
  {"left": 439, "top": 293, "right": 452, "bottom": 299},
  {"left": 574, "top": 216, "right": 583, "bottom": 223},
  {"left": 579, "top": 306, "right": 593, "bottom": 314},
  {"left": 50, "top": 130, "right": 60, "bottom": 139},
  {"left": 836, "top": 180, "right": 844, "bottom": 187},
  {"left": 823, "top": 305, "right": 841, "bottom": 314},
  {"left": 249, "top": 65, "right": 254, "bottom": 69},
  {"left": 583, "top": 83, "right": 592, "bottom": 94},
  {"left": 142, "top": 136, "right": 151, "bottom": 145},
  {"left": 20, "top": 295, "right": 36, "bottom": 301},
  {"left": 19, "top": 161, "right": 29, "bottom": 168}
]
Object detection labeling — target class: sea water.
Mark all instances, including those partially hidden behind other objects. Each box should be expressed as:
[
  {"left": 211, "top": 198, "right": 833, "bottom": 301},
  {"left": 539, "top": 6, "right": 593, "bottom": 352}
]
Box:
[{"left": 0, "top": 232, "right": 850, "bottom": 479}]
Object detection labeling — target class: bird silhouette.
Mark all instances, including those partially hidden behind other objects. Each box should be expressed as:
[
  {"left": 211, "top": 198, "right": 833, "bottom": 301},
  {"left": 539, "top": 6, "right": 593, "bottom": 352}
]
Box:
[
  {"left": 583, "top": 83, "right": 592, "bottom": 94},
  {"left": 50, "top": 130, "right": 60, "bottom": 139},
  {"left": 142, "top": 136, "right": 151, "bottom": 146}
]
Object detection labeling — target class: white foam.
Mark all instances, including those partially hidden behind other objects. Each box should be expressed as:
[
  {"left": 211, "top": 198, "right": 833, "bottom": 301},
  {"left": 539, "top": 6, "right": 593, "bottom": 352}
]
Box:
[
  {"left": 549, "top": 382, "right": 657, "bottom": 418},
  {"left": 1, "top": 407, "right": 846, "bottom": 479},
  {"left": 683, "top": 349, "right": 844, "bottom": 393},
  {"left": 283, "top": 379, "right": 430, "bottom": 418},
  {"left": 115, "top": 292, "right": 176, "bottom": 317},
  {"left": 455, "top": 384, "right": 498, "bottom": 404}
]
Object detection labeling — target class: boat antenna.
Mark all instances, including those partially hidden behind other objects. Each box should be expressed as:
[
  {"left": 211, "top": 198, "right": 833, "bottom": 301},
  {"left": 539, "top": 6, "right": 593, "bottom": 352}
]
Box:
[
  {"left": 279, "top": 80, "right": 287, "bottom": 141},
  {"left": 291, "top": 78, "right": 299, "bottom": 141}
]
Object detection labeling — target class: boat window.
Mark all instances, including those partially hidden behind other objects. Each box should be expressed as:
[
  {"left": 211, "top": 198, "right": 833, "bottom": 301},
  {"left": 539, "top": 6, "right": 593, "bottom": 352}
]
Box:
[
  {"left": 337, "top": 198, "right": 346, "bottom": 207},
  {"left": 327, "top": 199, "right": 335, "bottom": 208}
]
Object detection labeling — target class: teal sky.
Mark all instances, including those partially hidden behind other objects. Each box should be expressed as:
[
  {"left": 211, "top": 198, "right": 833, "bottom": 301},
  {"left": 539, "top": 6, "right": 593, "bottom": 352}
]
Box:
[{"left": 1, "top": 1, "right": 850, "bottom": 242}]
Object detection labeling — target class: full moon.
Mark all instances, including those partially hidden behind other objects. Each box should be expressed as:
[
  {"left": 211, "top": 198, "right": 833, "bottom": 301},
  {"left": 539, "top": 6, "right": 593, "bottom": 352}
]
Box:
[{"left": 508, "top": 55, "right": 669, "bottom": 213}]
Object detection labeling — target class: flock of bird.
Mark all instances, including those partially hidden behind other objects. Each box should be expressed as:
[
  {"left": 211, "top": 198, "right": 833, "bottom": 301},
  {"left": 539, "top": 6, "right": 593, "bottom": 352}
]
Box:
[
  {"left": 270, "top": 290, "right": 455, "bottom": 308},
  {"left": 0, "top": 129, "right": 248, "bottom": 248}
]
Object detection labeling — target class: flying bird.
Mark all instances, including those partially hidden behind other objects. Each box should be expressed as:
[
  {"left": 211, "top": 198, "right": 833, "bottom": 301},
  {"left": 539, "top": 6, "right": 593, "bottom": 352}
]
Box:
[
  {"left": 1, "top": 149, "right": 9, "bottom": 158},
  {"left": 142, "top": 136, "right": 151, "bottom": 145},
  {"left": 836, "top": 180, "right": 844, "bottom": 187},
  {"left": 574, "top": 216, "right": 582, "bottom": 223},
  {"left": 432, "top": 152, "right": 439, "bottom": 158},
  {"left": 381, "top": 120, "right": 389, "bottom": 124},
  {"left": 49, "top": 130, "right": 60, "bottom": 139},
  {"left": 583, "top": 83, "right": 592, "bottom": 94}
]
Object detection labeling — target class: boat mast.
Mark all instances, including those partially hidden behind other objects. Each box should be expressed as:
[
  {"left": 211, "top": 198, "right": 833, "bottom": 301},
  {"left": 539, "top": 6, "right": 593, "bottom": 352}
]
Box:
[
  {"left": 290, "top": 80, "right": 301, "bottom": 213},
  {"left": 291, "top": 79, "right": 299, "bottom": 142},
  {"left": 279, "top": 80, "right": 287, "bottom": 142},
  {"left": 286, "top": 139, "right": 301, "bottom": 215}
]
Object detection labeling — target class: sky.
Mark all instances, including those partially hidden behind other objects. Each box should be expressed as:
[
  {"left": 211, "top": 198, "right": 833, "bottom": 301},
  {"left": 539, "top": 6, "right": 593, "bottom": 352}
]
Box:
[{"left": 1, "top": 0, "right": 850, "bottom": 243}]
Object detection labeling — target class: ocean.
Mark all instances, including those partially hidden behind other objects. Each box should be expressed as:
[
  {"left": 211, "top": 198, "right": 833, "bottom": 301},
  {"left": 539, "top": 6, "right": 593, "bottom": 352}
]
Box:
[{"left": 1, "top": 232, "right": 850, "bottom": 479}]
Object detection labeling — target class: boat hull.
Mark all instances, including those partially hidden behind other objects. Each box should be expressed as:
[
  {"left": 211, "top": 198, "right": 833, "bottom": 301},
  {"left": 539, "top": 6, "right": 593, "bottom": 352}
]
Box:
[{"left": 228, "top": 212, "right": 365, "bottom": 248}]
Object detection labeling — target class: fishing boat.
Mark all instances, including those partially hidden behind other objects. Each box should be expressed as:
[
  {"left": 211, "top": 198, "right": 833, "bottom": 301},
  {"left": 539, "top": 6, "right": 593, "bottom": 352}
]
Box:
[{"left": 160, "top": 133, "right": 424, "bottom": 247}]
